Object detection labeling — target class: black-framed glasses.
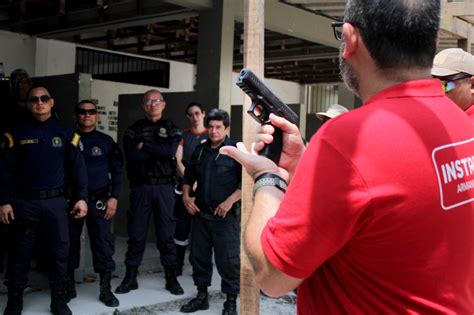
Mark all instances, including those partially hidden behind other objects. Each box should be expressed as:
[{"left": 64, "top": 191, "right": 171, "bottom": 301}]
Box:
[
  {"left": 331, "top": 21, "right": 344, "bottom": 41},
  {"left": 29, "top": 95, "right": 51, "bottom": 104},
  {"left": 76, "top": 108, "right": 98, "bottom": 115}
]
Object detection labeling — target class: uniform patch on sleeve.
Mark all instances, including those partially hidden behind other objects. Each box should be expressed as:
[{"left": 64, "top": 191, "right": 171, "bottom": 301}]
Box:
[
  {"left": 3, "top": 132, "right": 14, "bottom": 148},
  {"left": 71, "top": 133, "right": 81, "bottom": 147}
]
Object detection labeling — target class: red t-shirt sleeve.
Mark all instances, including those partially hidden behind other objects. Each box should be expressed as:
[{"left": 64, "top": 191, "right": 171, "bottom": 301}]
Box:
[{"left": 261, "top": 135, "right": 373, "bottom": 279}]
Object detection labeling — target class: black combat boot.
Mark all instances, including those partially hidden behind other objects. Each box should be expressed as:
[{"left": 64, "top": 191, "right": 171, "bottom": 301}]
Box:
[
  {"left": 222, "top": 294, "right": 238, "bottom": 315},
  {"left": 99, "top": 272, "right": 120, "bottom": 307},
  {"left": 50, "top": 283, "right": 72, "bottom": 315},
  {"left": 4, "top": 287, "right": 24, "bottom": 315},
  {"left": 115, "top": 266, "right": 138, "bottom": 294},
  {"left": 175, "top": 244, "right": 187, "bottom": 276},
  {"left": 65, "top": 270, "right": 76, "bottom": 302},
  {"left": 164, "top": 266, "right": 184, "bottom": 295},
  {"left": 180, "top": 285, "right": 209, "bottom": 313}
]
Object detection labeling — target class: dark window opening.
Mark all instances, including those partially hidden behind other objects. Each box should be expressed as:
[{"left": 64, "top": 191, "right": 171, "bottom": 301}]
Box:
[{"left": 75, "top": 47, "right": 170, "bottom": 88}]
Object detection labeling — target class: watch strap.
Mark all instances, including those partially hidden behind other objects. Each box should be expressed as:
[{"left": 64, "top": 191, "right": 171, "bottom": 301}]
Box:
[{"left": 253, "top": 173, "right": 288, "bottom": 198}]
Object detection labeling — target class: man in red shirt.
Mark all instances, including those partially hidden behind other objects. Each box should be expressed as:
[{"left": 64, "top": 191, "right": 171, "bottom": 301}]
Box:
[
  {"left": 431, "top": 48, "right": 474, "bottom": 120},
  {"left": 221, "top": 0, "right": 474, "bottom": 313}
]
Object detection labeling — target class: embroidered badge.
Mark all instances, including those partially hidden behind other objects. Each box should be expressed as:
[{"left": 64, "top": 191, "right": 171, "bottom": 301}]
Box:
[
  {"left": 52, "top": 137, "right": 63, "bottom": 148},
  {"left": 91, "top": 146, "right": 103, "bottom": 156},
  {"left": 159, "top": 127, "right": 168, "bottom": 138}
]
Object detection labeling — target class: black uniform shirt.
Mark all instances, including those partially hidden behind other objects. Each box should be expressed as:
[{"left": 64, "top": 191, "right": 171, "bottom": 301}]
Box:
[
  {"left": 123, "top": 118, "right": 182, "bottom": 187},
  {"left": 183, "top": 136, "right": 241, "bottom": 212},
  {"left": 0, "top": 117, "right": 88, "bottom": 205},
  {"left": 79, "top": 129, "right": 124, "bottom": 198}
]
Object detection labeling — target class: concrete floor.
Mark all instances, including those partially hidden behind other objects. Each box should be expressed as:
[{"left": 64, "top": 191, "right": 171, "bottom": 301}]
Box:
[{"left": 0, "top": 238, "right": 296, "bottom": 314}]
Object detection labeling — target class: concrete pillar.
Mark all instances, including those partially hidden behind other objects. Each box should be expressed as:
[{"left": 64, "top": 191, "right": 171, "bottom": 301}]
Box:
[
  {"left": 338, "top": 83, "right": 362, "bottom": 109},
  {"left": 195, "top": 0, "right": 235, "bottom": 113}
]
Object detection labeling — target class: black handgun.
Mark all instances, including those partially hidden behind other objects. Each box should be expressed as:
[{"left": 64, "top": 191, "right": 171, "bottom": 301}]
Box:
[{"left": 236, "top": 68, "right": 299, "bottom": 164}]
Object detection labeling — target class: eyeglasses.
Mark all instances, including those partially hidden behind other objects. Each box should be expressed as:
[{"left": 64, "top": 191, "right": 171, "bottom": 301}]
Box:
[
  {"left": 331, "top": 21, "right": 364, "bottom": 41},
  {"left": 331, "top": 21, "right": 344, "bottom": 41},
  {"left": 76, "top": 108, "right": 98, "bottom": 115},
  {"left": 440, "top": 74, "right": 471, "bottom": 93},
  {"left": 29, "top": 95, "right": 51, "bottom": 104},
  {"left": 144, "top": 98, "right": 164, "bottom": 106}
]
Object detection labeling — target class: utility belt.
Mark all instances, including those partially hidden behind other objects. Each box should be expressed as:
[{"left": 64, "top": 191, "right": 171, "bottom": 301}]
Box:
[
  {"left": 199, "top": 204, "right": 241, "bottom": 217},
  {"left": 89, "top": 186, "right": 110, "bottom": 211},
  {"left": 15, "top": 187, "right": 64, "bottom": 199},
  {"left": 138, "top": 177, "right": 174, "bottom": 186},
  {"left": 89, "top": 187, "right": 109, "bottom": 202}
]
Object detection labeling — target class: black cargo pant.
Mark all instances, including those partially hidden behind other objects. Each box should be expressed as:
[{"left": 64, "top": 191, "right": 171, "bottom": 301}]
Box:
[
  {"left": 124, "top": 183, "right": 177, "bottom": 268},
  {"left": 6, "top": 197, "right": 69, "bottom": 288},
  {"left": 189, "top": 211, "right": 240, "bottom": 294},
  {"left": 67, "top": 198, "right": 115, "bottom": 273}
]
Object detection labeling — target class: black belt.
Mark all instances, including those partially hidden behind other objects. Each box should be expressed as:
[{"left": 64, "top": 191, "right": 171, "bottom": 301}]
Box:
[
  {"left": 15, "top": 187, "right": 64, "bottom": 199},
  {"left": 143, "top": 177, "right": 174, "bottom": 185},
  {"left": 89, "top": 187, "right": 109, "bottom": 202}
]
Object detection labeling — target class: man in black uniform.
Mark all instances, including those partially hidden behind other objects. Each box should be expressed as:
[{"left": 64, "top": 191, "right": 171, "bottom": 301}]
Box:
[
  {"left": 180, "top": 109, "right": 241, "bottom": 315},
  {"left": 0, "top": 85, "right": 88, "bottom": 315},
  {"left": 116, "top": 89, "right": 183, "bottom": 296},
  {"left": 66, "top": 100, "right": 123, "bottom": 307}
]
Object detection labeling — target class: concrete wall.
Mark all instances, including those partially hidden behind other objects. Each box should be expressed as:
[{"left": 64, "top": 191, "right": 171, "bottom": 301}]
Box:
[
  {"left": 35, "top": 38, "right": 76, "bottom": 76},
  {"left": 0, "top": 31, "right": 36, "bottom": 75}
]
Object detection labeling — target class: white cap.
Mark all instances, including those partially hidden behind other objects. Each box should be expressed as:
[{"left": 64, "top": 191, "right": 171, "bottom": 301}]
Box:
[
  {"left": 431, "top": 48, "right": 474, "bottom": 77},
  {"left": 316, "top": 104, "right": 349, "bottom": 121}
]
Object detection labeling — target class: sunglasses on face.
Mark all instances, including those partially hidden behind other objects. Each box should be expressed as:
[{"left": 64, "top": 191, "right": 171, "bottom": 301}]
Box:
[
  {"left": 441, "top": 80, "right": 458, "bottom": 93},
  {"left": 76, "top": 108, "right": 98, "bottom": 115},
  {"left": 439, "top": 73, "right": 471, "bottom": 93},
  {"left": 29, "top": 95, "right": 51, "bottom": 104}
]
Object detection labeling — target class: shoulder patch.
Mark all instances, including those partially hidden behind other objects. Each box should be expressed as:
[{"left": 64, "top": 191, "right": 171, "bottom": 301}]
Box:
[
  {"left": 71, "top": 133, "right": 81, "bottom": 147},
  {"left": 4, "top": 132, "right": 14, "bottom": 148}
]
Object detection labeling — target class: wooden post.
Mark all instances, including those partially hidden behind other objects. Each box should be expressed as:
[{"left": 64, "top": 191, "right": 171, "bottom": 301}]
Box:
[{"left": 240, "top": 0, "right": 264, "bottom": 314}]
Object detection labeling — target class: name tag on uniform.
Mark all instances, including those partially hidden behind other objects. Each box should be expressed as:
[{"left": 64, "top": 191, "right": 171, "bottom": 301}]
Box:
[{"left": 20, "top": 139, "right": 39, "bottom": 145}]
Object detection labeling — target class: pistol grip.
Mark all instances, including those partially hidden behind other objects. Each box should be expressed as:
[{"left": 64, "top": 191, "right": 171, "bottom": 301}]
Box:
[{"left": 259, "top": 126, "right": 282, "bottom": 165}]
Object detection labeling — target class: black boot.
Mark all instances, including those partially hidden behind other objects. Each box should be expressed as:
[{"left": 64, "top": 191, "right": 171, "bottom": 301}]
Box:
[
  {"left": 222, "top": 294, "right": 238, "bottom": 315},
  {"left": 65, "top": 270, "right": 76, "bottom": 302},
  {"left": 4, "top": 287, "right": 24, "bottom": 315},
  {"left": 180, "top": 286, "right": 209, "bottom": 313},
  {"left": 115, "top": 266, "right": 138, "bottom": 294},
  {"left": 175, "top": 244, "right": 187, "bottom": 276},
  {"left": 164, "top": 266, "right": 184, "bottom": 295},
  {"left": 50, "top": 283, "right": 72, "bottom": 315},
  {"left": 99, "top": 272, "right": 120, "bottom": 307}
]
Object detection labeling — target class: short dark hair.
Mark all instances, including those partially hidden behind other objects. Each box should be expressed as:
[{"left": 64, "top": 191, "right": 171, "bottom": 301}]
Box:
[
  {"left": 28, "top": 84, "right": 53, "bottom": 99},
  {"left": 345, "top": 0, "right": 440, "bottom": 70},
  {"left": 75, "top": 99, "right": 97, "bottom": 112},
  {"left": 185, "top": 102, "right": 204, "bottom": 115},
  {"left": 205, "top": 108, "right": 230, "bottom": 128}
]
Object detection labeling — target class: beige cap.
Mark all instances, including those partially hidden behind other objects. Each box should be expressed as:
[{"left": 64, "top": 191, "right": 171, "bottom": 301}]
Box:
[
  {"left": 431, "top": 48, "right": 474, "bottom": 77},
  {"left": 316, "top": 104, "right": 349, "bottom": 121}
]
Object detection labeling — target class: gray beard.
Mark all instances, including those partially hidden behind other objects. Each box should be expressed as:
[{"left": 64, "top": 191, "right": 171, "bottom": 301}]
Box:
[{"left": 339, "top": 43, "right": 360, "bottom": 98}]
